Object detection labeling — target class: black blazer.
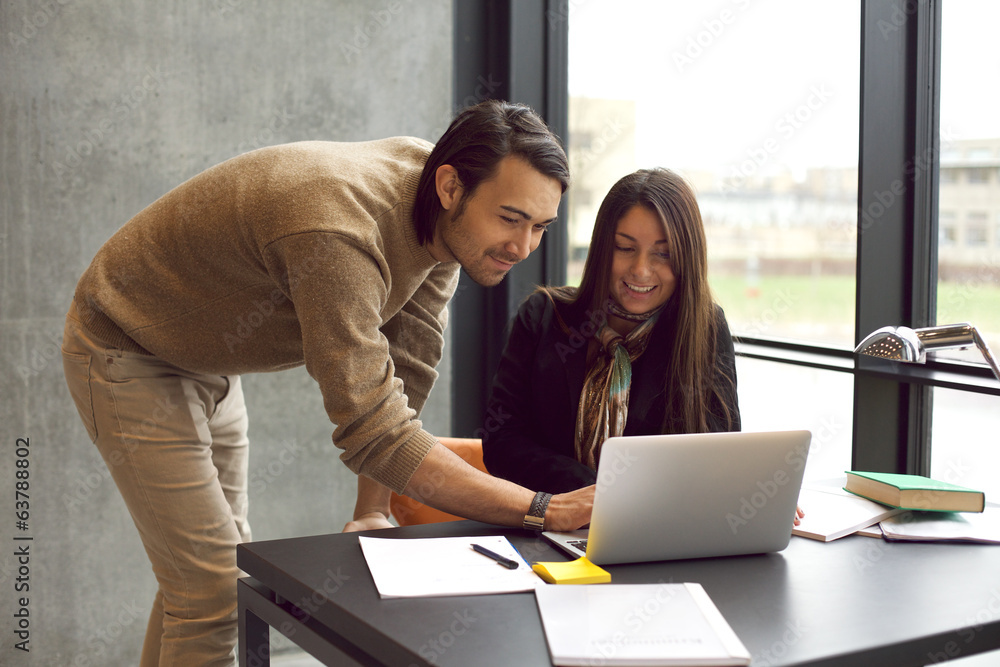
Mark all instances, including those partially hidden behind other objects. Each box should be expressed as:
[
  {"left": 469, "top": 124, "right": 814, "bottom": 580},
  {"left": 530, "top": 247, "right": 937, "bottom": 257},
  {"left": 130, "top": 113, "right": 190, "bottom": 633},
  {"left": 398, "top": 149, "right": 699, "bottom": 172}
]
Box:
[{"left": 481, "top": 291, "right": 740, "bottom": 494}]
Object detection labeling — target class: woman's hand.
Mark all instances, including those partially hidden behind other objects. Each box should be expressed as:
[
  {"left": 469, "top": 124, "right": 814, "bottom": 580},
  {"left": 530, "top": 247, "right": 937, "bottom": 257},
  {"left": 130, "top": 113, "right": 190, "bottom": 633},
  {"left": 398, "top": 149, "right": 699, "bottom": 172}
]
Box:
[{"left": 793, "top": 505, "right": 805, "bottom": 527}]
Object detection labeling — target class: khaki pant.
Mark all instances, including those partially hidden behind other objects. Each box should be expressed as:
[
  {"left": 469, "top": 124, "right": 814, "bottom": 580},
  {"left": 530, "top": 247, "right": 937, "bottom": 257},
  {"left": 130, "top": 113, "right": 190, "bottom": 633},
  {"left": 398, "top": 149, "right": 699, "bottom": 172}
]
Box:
[{"left": 62, "top": 303, "right": 250, "bottom": 667}]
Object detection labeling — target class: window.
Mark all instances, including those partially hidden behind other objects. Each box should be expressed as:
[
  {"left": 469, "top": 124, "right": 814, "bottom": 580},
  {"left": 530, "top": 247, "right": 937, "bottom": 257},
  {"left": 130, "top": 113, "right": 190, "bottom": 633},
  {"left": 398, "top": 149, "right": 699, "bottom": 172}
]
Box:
[
  {"left": 736, "top": 358, "right": 852, "bottom": 481},
  {"left": 965, "top": 225, "right": 988, "bottom": 247},
  {"left": 938, "top": 210, "right": 957, "bottom": 247},
  {"left": 568, "top": 3, "right": 859, "bottom": 351},
  {"left": 452, "top": 0, "right": 1000, "bottom": 478},
  {"left": 966, "top": 167, "right": 991, "bottom": 184},
  {"left": 932, "top": 388, "right": 1000, "bottom": 500},
  {"left": 965, "top": 213, "right": 988, "bottom": 248},
  {"left": 567, "top": 1, "right": 860, "bottom": 482},
  {"left": 935, "top": 1, "right": 1000, "bottom": 361},
  {"left": 562, "top": 1, "right": 999, "bottom": 480},
  {"left": 931, "top": 0, "right": 1000, "bottom": 496}
]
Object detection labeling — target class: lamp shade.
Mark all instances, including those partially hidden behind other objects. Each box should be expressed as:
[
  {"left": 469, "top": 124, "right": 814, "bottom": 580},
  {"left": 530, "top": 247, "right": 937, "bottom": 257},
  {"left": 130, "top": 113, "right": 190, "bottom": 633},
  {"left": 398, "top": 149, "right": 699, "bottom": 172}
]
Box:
[
  {"left": 854, "top": 325, "right": 925, "bottom": 363},
  {"left": 854, "top": 323, "right": 1000, "bottom": 382}
]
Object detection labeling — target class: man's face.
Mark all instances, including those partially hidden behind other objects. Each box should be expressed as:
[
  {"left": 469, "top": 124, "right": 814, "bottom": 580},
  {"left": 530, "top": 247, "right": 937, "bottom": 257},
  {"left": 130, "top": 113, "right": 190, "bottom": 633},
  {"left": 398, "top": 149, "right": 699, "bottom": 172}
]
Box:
[{"left": 431, "top": 156, "right": 563, "bottom": 287}]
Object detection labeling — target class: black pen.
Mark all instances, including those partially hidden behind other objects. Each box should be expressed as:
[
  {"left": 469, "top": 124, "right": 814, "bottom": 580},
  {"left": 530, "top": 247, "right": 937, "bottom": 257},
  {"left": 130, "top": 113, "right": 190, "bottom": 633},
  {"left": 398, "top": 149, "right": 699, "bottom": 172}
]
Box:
[{"left": 471, "top": 543, "right": 519, "bottom": 569}]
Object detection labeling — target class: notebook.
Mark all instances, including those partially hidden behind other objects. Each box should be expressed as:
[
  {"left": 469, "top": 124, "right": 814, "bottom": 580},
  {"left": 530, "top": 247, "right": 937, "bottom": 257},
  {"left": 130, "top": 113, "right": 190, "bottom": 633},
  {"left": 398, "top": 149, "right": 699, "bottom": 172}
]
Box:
[
  {"left": 534, "top": 583, "right": 751, "bottom": 666},
  {"left": 543, "top": 430, "right": 812, "bottom": 564}
]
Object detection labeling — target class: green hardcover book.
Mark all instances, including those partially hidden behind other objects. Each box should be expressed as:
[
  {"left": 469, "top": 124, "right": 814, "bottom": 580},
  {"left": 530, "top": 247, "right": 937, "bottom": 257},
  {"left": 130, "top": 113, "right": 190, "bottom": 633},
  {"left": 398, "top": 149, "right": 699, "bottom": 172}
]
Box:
[{"left": 844, "top": 471, "right": 985, "bottom": 513}]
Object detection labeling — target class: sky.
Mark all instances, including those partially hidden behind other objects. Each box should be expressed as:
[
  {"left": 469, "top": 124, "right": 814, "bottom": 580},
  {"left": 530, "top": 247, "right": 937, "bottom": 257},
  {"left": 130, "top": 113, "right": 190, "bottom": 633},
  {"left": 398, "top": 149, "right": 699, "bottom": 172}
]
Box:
[
  {"left": 939, "top": 1, "right": 1000, "bottom": 141},
  {"left": 567, "top": 0, "right": 1000, "bottom": 173}
]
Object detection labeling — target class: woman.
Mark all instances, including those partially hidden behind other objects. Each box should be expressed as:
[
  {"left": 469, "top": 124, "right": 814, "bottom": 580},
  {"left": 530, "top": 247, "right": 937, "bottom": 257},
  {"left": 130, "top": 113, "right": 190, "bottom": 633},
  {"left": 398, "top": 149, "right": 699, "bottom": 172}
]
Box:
[{"left": 482, "top": 168, "right": 740, "bottom": 493}]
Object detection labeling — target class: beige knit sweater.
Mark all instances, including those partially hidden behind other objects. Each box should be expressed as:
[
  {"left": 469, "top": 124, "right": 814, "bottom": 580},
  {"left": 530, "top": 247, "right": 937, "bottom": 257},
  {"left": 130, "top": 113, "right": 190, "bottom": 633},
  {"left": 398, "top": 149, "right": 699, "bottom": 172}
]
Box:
[{"left": 74, "top": 137, "right": 460, "bottom": 493}]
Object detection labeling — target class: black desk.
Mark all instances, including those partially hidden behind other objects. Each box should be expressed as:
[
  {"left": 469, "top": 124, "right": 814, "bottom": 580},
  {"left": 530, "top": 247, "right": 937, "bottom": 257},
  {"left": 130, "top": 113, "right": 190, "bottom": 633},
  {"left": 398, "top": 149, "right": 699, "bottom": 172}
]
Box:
[{"left": 237, "top": 520, "right": 1000, "bottom": 666}]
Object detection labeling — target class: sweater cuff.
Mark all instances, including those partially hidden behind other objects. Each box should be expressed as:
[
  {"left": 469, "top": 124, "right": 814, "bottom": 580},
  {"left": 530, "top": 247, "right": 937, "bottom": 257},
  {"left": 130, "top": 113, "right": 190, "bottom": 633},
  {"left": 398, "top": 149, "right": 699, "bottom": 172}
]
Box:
[{"left": 367, "top": 429, "right": 437, "bottom": 495}]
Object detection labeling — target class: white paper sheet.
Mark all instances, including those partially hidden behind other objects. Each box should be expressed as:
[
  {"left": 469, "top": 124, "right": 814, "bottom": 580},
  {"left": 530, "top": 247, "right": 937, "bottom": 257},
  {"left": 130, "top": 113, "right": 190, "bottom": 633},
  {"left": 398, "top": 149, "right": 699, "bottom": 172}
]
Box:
[
  {"left": 793, "top": 479, "right": 904, "bottom": 542},
  {"left": 358, "top": 535, "right": 542, "bottom": 598},
  {"left": 880, "top": 505, "right": 1000, "bottom": 544}
]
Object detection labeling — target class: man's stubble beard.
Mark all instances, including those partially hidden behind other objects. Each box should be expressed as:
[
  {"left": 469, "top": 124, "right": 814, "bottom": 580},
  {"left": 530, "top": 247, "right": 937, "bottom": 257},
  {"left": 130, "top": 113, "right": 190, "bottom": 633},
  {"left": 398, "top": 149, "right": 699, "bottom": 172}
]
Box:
[{"left": 443, "top": 210, "right": 515, "bottom": 288}]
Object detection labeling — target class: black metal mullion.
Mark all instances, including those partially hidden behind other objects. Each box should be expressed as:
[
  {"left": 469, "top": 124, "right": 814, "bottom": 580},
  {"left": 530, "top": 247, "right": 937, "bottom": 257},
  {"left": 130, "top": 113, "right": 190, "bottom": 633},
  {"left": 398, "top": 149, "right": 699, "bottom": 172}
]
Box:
[
  {"left": 543, "top": 0, "right": 570, "bottom": 288},
  {"left": 906, "top": 0, "right": 942, "bottom": 474},
  {"left": 854, "top": 0, "right": 939, "bottom": 475},
  {"left": 854, "top": 0, "right": 912, "bottom": 474}
]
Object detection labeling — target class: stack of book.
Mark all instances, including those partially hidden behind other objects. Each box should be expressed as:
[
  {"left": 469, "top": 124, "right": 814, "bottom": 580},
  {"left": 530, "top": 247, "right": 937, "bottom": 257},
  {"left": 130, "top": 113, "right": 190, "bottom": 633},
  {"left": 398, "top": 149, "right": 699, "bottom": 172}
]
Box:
[{"left": 793, "top": 472, "right": 994, "bottom": 544}]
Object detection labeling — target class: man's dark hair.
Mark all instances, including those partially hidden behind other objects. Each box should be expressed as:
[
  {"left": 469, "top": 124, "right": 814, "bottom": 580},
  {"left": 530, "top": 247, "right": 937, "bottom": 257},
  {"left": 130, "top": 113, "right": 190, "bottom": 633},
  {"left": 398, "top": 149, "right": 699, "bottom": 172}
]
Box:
[{"left": 413, "top": 100, "right": 570, "bottom": 244}]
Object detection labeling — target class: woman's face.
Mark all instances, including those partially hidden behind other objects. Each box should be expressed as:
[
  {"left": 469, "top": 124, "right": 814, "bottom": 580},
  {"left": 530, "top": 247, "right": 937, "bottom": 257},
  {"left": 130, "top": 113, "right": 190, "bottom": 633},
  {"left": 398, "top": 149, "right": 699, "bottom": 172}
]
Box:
[{"left": 608, "top": 204, "right": 677, "bottom": 317}]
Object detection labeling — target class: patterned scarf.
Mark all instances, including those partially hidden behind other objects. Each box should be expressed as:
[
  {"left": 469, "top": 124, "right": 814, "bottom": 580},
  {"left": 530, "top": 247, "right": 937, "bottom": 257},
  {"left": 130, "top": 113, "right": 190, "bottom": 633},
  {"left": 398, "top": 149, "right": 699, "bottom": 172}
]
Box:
[{"left": 574, "top": 301, "right": 662, "bottom": 470}]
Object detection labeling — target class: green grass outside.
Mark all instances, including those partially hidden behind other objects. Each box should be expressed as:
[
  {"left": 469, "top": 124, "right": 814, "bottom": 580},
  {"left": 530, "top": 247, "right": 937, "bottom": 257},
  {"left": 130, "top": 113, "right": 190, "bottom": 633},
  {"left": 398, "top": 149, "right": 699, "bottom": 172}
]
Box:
[
  {"left": 568, "top": 267, "right": 998, "bottom": 347},
  {"left": 709, "top": 274, "right": 856, "bottom": 348},
  {"left": 708, "top": 274, "right": 1000, "bottom": 348},
  {"left": 936, "top": 282, "right": 1000, "bottom": 334}
]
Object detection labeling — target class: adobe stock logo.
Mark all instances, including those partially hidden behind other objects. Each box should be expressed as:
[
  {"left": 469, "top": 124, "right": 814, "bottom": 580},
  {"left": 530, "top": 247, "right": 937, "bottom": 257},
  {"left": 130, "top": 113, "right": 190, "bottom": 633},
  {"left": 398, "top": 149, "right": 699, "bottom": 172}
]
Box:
[
  {"left": 672, "top": 0, "right": 752, "bottom": 73},
  {"left": 340, "top": 0, "right": 410, "bottom": 63},
  {"left": 414, "top": 610, "right": 477, "bottom": 665},
  {"left": 726, "top": 441, "right": 808, "bottom": 534},
  {"left": 722, "top": 84, "right": 834, "bottom": 193},
  {"left": 52, "top": 66, "right": 166, "bottom": 183},
  {"left": 725, "top": 468, "right": 794, "bottom": 534},
  {"left": 596, "top": 445, "right": 640, "bottom": 490},
  {"left": 6, "top": 0, "right": 78, "bottom": 50}
]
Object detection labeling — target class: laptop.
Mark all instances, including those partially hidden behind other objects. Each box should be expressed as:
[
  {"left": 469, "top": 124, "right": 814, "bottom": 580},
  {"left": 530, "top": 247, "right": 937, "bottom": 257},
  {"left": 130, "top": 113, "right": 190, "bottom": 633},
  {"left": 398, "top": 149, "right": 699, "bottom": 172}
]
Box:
[{"left": 543, "top": 430, "right": 811, "bottom": 565}]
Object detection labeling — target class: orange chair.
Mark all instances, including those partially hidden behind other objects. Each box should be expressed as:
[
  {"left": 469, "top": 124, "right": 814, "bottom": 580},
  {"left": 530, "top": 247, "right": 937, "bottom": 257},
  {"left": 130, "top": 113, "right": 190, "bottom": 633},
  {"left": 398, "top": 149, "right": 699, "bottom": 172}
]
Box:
[{"left": 389, "top": 437, "right": 486, "bottom": 526}]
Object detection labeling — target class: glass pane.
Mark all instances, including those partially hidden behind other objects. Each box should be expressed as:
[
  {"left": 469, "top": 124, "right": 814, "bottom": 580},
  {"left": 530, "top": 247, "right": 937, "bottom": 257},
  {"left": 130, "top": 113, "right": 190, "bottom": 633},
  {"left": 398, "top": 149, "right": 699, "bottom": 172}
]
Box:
[
  {"left": 931, "top": 388, "right": 1000, "bottom": 501},
  {"left": 567, "top": 1, "right": 860, "bottom": 348},
  {"left": 933, "top": 1, "right": 1000, "bottom": 507},
  {"left": 936, "top": 0, "right": 1000, "bottom": 366},
  {"left": 736, "top": 358, "right": 852, "bottom": 484}
]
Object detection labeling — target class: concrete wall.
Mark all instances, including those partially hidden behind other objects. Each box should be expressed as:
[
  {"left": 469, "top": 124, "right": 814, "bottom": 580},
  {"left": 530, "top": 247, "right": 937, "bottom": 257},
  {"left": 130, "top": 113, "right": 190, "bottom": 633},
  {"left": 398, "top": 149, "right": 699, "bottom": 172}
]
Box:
[{"left": 0, "top": 1, "right": 453, "bottom": 663}]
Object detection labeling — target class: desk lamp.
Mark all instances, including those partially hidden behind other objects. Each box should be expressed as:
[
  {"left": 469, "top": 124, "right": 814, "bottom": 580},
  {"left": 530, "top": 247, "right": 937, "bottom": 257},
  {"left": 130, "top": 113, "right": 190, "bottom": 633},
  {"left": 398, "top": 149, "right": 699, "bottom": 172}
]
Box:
[{"left": 854, "top": 323, "right": 1000, "bottom": 383}]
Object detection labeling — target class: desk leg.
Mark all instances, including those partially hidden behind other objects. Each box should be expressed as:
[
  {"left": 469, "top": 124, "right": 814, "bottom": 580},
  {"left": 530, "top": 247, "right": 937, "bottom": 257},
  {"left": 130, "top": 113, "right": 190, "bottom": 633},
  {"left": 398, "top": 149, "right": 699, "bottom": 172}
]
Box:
[{"left": 239, "top": 580, "right": 271, "bottom": 667}]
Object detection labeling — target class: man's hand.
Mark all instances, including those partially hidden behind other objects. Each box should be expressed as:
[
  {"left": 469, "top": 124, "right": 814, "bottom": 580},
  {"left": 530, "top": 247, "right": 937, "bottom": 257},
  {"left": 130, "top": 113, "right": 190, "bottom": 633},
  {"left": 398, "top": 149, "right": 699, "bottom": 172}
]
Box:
[
  {"left": 403, "top": 442, "right": 596, "bottom": 530},
  {"left": 343, "top": 511, "right": 394, "bottom": 533},
  {"left": 544, "top": 485, "right": 595, "bottom": 532},
  {"left": 345, "top": 475, "right": 394, "bottom": 532}
]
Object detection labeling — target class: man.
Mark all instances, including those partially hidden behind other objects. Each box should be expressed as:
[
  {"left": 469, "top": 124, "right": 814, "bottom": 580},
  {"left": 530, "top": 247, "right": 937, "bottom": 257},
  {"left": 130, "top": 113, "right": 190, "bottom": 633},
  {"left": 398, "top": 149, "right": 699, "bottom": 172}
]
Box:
[{"left": 62, "top": 100, "right": 594, "bottom": 667}]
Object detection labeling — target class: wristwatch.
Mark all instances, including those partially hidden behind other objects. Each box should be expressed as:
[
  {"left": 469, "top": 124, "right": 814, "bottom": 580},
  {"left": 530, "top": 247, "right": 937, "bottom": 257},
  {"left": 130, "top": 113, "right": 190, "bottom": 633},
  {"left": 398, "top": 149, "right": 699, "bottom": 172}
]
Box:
[{"left": 523, "top": 491, "right": 552, "bottom": 531}]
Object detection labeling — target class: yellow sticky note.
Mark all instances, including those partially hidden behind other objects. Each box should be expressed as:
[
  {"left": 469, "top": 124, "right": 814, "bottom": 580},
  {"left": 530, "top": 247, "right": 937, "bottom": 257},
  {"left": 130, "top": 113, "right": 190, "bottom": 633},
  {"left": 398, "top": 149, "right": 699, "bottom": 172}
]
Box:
[{"left": 532, "top": 557, "right": 611, "bottom": 585}]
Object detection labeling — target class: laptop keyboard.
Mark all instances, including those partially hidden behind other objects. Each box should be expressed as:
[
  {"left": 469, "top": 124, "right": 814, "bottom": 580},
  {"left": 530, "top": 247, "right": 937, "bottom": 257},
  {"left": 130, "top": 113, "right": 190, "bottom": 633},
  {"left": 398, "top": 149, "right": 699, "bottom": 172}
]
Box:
[{"left": 568, "top": 539, "right": 588, "bottom": 550}]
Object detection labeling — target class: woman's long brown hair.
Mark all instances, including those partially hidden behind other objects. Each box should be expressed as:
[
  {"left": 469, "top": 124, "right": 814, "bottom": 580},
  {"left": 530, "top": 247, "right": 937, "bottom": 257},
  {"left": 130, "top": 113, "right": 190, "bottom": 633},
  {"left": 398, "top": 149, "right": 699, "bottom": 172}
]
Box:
[{"left": 544, "top": 168, "right": 736, "bottom": 433}]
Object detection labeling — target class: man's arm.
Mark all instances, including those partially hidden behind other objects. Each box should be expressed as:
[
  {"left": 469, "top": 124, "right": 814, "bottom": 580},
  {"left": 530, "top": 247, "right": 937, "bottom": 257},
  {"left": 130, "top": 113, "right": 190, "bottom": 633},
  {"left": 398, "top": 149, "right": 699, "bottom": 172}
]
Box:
[
  {"left": 267, "top": 233, "right": 591, "bottom": 525},
  {"left": 403, "top": 441, "right": 594, "bottom": 531},
  {"left": 343, "top": 439, "right": 595, "bottom": 533}
]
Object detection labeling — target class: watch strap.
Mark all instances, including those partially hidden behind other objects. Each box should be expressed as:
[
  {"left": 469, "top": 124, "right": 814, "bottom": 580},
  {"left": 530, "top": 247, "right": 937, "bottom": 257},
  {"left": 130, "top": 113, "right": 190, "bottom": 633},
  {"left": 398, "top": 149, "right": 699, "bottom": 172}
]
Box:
[{"left": 523, "top": 491, "right": 552, "bottom": 531}]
